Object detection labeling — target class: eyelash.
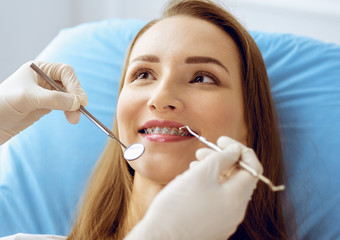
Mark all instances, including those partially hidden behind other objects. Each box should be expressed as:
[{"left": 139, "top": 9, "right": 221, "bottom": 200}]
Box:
[
  {"left": 130, "top": 68, "right": 155, "bottom": 81},
  {"left": 191, "top": 71, "right": 220, "bottom": 85},
  {"left": 129, "top": 67, "right": 220, "bottom": 85}
]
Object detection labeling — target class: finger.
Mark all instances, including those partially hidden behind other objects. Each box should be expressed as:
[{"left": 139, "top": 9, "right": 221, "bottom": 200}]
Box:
[
  {"left": 217, "top": 136, "right": 248, "bottom": 151},
  {"left": 193, "top": 144, "right": 241, "bottom": 181},
  {"left": 218, "top": 165, "right": 238, "bottom": 183},
  {"left": 218, "top": 143, "right": 241, "bottom": 173},
  {"left": 223, "top": 148, "right": 262, "bottom": 193},
  {"left": 192, "top": 150, "right": 222, "bottom": 181},
  {"left": 36, "top": 88, "right": 80, "bottom": 111},
  {"left": 240, "top": 148, "right": 263, "bottom": 175},
  {"left": 37, "top": 62, "right": 88, "bottom": 107},
  {"left": 24, "top": 109, "right": 51, "bottom": 124},
  {"left": 223, "top": 168, "right": 259, "bottom": 199},
  {"left": 189, "top": 160, "right": 199, "bottom": 169},
  {"left": 195, "top": 147, "right": 214, "bottom": 161},
  {"left": 64, "top": 111, "right": 81, "bottom": 124},
  {"left": 217, "top": 144, "right": 241, "bottom": 183}
]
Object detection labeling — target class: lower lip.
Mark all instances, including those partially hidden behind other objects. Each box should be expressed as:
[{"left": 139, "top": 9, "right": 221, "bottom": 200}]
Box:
[{"left": 141, "top": 134, "right": 192, "bottom": 143}]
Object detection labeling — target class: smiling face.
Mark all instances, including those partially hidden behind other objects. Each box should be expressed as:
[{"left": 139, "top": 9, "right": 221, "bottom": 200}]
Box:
[{"left": 117, "top": 16, "right": 247, "bottom": 184}]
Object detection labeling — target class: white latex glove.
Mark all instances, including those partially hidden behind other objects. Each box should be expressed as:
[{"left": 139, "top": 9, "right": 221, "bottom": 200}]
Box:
[
  {"left": 125, "top": 136, "right": 263, "bottom": 240},
  {"left": 0, "top": 61, "right": 88, "bottom": 144}
]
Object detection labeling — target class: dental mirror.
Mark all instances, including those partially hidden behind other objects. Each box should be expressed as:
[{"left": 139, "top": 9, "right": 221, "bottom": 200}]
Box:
[
  {"left": 124, "top": 143, "right": 145, "bottom": 161},
  {"left": 30, "top": 63, "right": 144, "bottom": 161}
]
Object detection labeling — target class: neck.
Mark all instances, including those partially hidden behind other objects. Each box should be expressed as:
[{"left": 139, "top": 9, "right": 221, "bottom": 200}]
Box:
[{"left": 119, "top": 172, "right": 165, "bottom": 237}]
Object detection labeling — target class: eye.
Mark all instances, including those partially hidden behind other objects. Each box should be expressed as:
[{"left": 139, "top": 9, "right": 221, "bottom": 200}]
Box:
[
  {"left": 131, "top": 68, "right": 156, "bottom": 81},
  {"left": 137, "top": 71, "right": 154, "bottom": 80},
  {"left": 189, "top": 71, "right": 219, "bottom": 84}
]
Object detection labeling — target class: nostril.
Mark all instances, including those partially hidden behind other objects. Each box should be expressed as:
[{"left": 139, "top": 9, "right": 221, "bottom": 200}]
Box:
[{"left": 147, "top": 96, "right": 181, "bottom": 112}]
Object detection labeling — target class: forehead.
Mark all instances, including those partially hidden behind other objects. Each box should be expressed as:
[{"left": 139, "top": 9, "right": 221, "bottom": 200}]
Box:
[{"left": 130, "top": 16, "right": 240, "bottom": 66}]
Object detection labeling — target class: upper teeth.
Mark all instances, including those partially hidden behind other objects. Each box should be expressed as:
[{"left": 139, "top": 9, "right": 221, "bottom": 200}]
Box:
[{"left": 142, "top": 127, "right": 190, "bottom": 136}]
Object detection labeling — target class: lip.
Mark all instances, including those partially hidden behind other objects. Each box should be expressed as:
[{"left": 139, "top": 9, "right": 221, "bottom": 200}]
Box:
[
  {"left": 138, "top": 119, "right": 195, "bottom": 143},
  {"left": 142, "top": 134, "right": 192, "bottom": 143}
]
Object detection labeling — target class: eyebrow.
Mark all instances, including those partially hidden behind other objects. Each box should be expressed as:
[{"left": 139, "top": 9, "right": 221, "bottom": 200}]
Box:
[
  {"left": 131, "top": 55, "right": 160, "bottom": 63},
  {"left": 130, "top": 55, "right": 229, "bottom": 74},
  {"left": 185, "top": 56, "right": 229, "bottom": 74}
]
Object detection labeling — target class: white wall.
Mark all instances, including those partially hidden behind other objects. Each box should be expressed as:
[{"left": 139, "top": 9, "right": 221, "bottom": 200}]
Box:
[
  {"left": 223, "top": 0, "right": 340, "bottom": 44},
  {"left": 0, "top": 0, "right": 72, "bottom": 81},
  {"left": 1, "top": 0, "right": 339, "bottom": 82}
]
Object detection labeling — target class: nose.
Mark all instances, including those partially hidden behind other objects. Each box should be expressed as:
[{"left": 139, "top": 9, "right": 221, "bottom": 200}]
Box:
[{"left": 147, "top": 81, "right": 184, "bottom": 113}]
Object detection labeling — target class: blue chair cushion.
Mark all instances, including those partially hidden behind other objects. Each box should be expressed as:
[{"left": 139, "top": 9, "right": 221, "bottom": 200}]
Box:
[{"left": 0, "top": 19, "right": 339, "bottom": 239}]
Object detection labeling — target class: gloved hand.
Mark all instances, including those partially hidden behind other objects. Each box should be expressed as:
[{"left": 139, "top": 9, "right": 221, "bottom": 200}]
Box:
[
  {"left": 0, "top": 61, "right": 88, "bottom": 144},
  {"left": 125, "top": 136, "right": 263, "bottom": 240}
]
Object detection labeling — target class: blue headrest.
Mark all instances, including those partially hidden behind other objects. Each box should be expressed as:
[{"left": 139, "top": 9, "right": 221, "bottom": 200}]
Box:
[{"left": 0, "top": 19, "right": 339, "bottom": 239}]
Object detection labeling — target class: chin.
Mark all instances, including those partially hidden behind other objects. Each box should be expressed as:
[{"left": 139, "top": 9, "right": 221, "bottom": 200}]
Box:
[{"left": 130, "top": 153, "right": 192, "bottom": 185}]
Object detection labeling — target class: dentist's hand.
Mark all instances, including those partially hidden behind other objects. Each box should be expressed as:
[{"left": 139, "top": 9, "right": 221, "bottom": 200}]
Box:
[
  {"left": 125, "top": 136, "right": 263, "bottom": 240},
  {"left": 0, "top": 61, "right": 88, "bottom": 144}
]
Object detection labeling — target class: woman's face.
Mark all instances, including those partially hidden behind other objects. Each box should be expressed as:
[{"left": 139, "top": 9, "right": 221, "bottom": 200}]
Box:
[{"left": 117, "top": 16, "right": 247, "bottom": 184}]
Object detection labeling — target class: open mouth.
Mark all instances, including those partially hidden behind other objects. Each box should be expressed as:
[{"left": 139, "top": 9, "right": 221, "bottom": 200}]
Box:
[{"left": 138, "top": 126, "right": 192, "bottom": 137}]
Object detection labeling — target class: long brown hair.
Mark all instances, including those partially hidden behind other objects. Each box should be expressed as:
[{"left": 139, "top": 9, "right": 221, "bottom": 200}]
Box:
[{"left": 68, "top": 0, "right": 290, "bottom": 239}]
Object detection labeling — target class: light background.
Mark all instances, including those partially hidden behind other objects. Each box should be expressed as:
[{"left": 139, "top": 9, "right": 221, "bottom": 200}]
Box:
[{"left": 0, "top": 0, "right": 339, "bottom": 82}]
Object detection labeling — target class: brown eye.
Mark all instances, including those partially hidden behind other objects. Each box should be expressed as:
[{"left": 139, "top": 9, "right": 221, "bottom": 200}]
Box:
[
  {"left": 191, "top": 75, "right": 212, "bottom": 83},
  {"left": 127, "top": 67, "right": 156, "bottom": 83},
  {"left": 190, "top": 72, "right": 217, "bottom": 84},
  {"left": 137, "top": 72, "right": 154, "bottom": 80}
]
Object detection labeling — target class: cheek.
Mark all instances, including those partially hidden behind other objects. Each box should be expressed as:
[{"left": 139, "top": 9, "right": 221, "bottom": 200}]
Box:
[
  {"left": 198, "top": 94, "right": 246, "bottom": 142},
  {"left": 221, "top": 103, "right": 246, "bottom": 142},
  {"left": 116, "top": 92, "right": 129, "bottom": 123},
  {"left": 116, "top": 89, "right": 141, "bottom": 142},
  {"left": 116, "top": 93, "right": 128, "bottom": 132}
]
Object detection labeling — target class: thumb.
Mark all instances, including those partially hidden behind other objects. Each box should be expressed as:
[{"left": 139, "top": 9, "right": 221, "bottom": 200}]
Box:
[
  {"left": 194, "top": 143, "right": 241, "bottom": 179},
  {"left": 218, "top": 143, "right": 241, "bottom": 173}
]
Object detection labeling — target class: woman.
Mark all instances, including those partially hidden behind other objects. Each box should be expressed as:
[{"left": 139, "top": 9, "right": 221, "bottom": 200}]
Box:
[
  {"left": 68, "top": 0, "right": 289, "bottom": 239},
  {"left": 0, "top": 0, "right": 289, "bottom": 239}
]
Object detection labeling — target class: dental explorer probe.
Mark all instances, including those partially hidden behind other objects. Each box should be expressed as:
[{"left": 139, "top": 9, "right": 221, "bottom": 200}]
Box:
[
  {"left": 181, "top": 126, "right": 285, "bottom": 192},
  {"left": 30, "top": 63, "right": 144, "bottom": 161}
]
